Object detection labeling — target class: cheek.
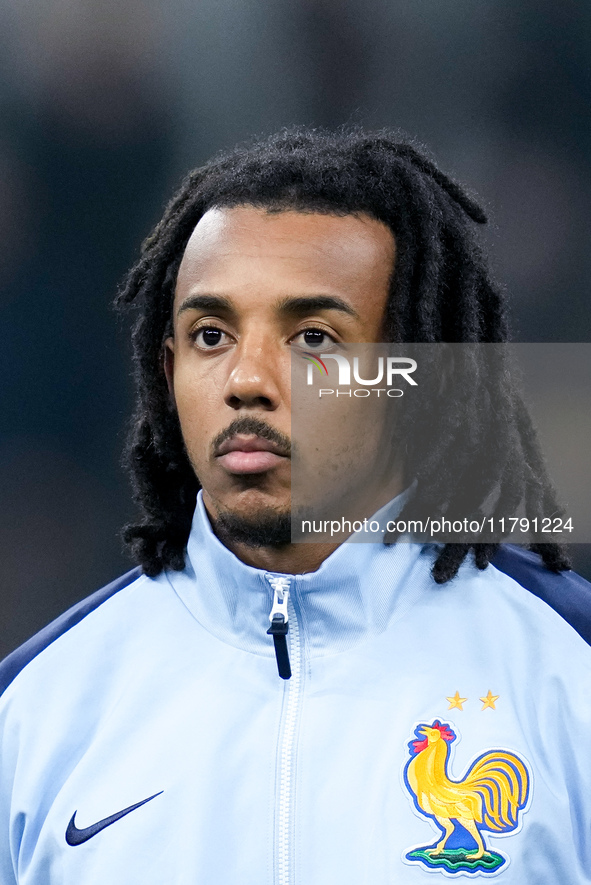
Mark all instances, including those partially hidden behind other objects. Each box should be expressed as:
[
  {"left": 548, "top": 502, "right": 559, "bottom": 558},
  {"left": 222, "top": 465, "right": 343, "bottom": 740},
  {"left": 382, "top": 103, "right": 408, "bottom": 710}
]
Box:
[{"left": 172, "top": 367, "right": 220, "bottom": 455}]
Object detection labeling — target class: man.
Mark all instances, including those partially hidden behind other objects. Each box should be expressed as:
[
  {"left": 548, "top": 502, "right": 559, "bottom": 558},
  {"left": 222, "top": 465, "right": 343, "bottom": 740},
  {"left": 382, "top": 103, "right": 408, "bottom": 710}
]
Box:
[{"left": 1, "top": 128, "right": 591, "bottom": 883}]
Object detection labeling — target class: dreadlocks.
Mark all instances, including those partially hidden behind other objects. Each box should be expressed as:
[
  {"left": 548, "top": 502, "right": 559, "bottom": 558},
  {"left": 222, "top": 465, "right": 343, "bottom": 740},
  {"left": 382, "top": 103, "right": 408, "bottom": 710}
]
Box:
[{"left": 116, "top": 126, "right": 570, "bottom": 583}]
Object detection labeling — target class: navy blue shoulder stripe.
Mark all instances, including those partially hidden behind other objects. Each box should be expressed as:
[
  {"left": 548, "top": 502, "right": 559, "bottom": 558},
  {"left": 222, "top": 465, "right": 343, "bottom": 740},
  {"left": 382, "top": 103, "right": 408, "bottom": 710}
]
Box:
[
  {"left": 492, "top": 545, "right": 591, "bottom": 646},
  {"left": 0, "top": 567, "right": 143, "bottom": 698}
]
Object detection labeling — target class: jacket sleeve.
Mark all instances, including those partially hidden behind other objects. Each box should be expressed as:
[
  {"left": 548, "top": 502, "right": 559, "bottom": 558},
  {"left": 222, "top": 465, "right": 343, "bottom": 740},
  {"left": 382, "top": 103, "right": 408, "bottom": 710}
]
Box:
[{"left": 0, "top": 697, "right": 20, "bottom": 885}]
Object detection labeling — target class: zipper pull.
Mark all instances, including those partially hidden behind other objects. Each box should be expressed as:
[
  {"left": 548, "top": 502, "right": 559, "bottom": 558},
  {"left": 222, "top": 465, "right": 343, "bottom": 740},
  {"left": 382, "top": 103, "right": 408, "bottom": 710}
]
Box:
[{"left": 265, "top": 575, "right": 292, "bottom": 680}]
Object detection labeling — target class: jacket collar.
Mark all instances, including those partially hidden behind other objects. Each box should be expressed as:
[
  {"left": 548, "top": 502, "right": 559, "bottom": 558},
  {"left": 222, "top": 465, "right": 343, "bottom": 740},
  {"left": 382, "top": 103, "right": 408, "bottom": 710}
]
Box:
[{"left": 165, "top": 492, "right": 431, "bottom": 658}]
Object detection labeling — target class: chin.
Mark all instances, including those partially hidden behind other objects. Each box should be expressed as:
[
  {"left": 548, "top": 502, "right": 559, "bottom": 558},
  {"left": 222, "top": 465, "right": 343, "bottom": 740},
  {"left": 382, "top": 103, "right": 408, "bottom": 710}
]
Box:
[{"left": 211, "top": 504, "right": 292, "bottom": 548}]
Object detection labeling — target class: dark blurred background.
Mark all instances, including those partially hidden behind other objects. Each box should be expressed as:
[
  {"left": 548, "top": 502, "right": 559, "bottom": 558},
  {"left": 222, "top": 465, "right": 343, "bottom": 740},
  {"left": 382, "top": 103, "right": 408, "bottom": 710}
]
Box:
[{"left": 2, "top": 0, "right": 590, "bottom": 658}]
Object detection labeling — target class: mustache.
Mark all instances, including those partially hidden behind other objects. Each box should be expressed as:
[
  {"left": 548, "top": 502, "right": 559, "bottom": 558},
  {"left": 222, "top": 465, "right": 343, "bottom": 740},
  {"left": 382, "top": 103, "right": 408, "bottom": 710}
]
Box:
[{"left": 211, "top": 417, "right": 292, "bottom": 458}]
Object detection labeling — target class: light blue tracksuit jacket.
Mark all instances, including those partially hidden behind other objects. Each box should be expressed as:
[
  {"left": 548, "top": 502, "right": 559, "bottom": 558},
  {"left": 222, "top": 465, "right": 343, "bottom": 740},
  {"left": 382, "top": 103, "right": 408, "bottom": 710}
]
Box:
[{"left": 1, "top": 493, "right": 591, "bottom": 883}]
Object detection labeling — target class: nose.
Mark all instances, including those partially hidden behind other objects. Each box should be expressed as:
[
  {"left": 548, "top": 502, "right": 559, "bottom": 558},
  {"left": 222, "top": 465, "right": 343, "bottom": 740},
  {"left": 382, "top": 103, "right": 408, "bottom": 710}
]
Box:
[{"left": 223, "top": 338, "right": 284, "bottom": 411}]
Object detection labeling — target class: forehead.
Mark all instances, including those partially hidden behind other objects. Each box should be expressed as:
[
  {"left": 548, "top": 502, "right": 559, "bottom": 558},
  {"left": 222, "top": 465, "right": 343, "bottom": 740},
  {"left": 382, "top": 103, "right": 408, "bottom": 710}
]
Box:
[{"left": 174, "top": 205, "right": 396, "bottom": 299}]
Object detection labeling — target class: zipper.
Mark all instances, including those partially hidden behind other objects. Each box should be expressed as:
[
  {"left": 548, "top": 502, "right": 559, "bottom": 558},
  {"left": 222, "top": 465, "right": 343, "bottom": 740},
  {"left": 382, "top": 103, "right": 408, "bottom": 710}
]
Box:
[
  {"left": 265, "top": 574, "right": 303, "bottom": 885},
  {"left": 266, "top": 574, "right": 292, "bottom": 679}
]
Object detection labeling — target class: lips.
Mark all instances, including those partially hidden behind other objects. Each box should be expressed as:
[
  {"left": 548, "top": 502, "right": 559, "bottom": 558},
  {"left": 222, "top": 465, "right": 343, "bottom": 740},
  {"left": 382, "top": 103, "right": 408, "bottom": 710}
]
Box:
[{"left": 215, "top": 434, "right": 289, "bottom": 475}]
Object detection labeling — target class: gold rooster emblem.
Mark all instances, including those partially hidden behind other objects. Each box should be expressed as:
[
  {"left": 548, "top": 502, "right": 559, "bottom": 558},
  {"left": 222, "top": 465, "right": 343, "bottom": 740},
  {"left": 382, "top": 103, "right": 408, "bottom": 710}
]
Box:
[{"left": 404, "top": 720, "right": 530, "bottom": 874}]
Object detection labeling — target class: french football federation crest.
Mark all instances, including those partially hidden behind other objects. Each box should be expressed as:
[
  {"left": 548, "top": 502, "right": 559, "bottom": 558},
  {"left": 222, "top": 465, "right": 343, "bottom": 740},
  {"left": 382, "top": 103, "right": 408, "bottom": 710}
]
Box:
[{"left": 403, "top": 720, "right": 530, "bottom": 875}]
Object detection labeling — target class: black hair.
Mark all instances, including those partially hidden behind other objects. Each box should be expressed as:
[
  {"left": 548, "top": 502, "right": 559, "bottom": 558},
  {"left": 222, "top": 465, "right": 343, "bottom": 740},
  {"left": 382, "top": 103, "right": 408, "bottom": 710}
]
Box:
[{"left": 116, "top": 125, "right": 570, "bottom": 583}]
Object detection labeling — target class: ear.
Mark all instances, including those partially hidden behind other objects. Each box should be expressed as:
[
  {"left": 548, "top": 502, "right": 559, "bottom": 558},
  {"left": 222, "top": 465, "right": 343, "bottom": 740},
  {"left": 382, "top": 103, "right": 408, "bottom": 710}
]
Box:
[{"left": 163, "top": 338, "right": 176, "bottom": 403}]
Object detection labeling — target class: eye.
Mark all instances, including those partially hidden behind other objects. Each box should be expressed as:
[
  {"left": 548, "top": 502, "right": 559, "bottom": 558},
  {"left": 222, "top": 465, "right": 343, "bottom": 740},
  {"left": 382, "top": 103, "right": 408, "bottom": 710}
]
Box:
[
  {"left": 294, "top": 328, "right": 335, "bottom": 349},
  {"left": 192, "top": 326, "right": 230, "bottom": 348}
]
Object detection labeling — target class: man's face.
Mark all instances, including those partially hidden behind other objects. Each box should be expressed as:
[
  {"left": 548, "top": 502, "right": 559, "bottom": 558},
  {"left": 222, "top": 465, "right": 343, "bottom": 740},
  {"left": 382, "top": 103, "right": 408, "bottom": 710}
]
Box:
[{"left": 165, "top": 205, "right": 395, "bottom": 542}]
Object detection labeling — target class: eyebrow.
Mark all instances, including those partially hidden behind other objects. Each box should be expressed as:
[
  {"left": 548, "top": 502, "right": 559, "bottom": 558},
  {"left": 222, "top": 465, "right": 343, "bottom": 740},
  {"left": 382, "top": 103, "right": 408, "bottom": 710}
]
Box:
[
  {"left": 177, "top": 294, "right": 233, "bottom": 316},
  {"left": 176, "top": 293, "right": 360, "bottom": 319},
  {"left": 277, "top": 295, "right": 359, "bottom": 319}
]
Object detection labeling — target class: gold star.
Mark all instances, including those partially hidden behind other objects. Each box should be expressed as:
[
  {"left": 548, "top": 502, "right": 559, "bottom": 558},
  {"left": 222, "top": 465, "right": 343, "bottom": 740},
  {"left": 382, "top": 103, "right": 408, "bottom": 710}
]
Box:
[
  {"left": 446, "top": 691, "right": 467, "bottom": 711},
  {"left": 480, "top": 690, "right": 499, "bottom": 710}
]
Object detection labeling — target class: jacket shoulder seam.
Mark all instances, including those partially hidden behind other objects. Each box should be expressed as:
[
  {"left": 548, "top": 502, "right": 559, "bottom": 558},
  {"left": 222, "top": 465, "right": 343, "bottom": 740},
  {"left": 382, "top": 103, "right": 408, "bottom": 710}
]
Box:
[
  {"left": 491, "top": 545, "right": 591, "bottom": 646},
  {"left": 0, "top": 567, "right": 144, "bottom": 698}
]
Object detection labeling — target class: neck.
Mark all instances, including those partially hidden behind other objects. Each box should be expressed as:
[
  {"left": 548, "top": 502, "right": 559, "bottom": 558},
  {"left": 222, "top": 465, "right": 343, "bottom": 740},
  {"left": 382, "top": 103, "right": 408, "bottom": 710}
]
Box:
[{"left": 218, "top": 538, "right": 341, "bottom": 575}]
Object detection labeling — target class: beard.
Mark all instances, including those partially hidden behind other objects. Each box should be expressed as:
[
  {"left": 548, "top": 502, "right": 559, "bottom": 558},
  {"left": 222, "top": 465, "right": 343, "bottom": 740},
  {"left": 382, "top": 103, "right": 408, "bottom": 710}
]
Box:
[{"left": 211, "top": 507, "right": 292, "bottom": 548}]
